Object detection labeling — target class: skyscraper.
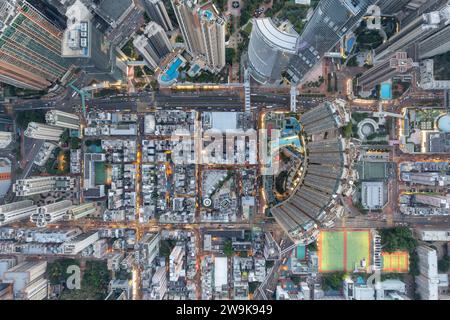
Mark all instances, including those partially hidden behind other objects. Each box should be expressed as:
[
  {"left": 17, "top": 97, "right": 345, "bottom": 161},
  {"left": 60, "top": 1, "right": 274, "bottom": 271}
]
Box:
[
  {"left": 358, "top": 52, "right": 415, "bottom": 91},
  {"left": 172, "top": 0, "right": 204, "bottom": 56},
  {"left": 133, "top": 22, "right": 173, "bottom": 70},
  {"left": 24, "top": 122, "right": 64, "bottom": 141},
  {"left": 144, "top": 0, "right": 173, "bottom": 32},
  {"left": 287, "top": 0, "right": 378, "bottom": 82},
  {"left": 45, "top": 110, "right": 80, "bottom": 130},
  {"left": 375, "top": 2, "right": 450, "bottom": 61},
  {"left": 419, "top": 24, "right": 450, "bottom": 59},
  {"left": 247, "top": 18, "right": 298, "bottom": 84},
  {"left": 171, "top": 0, "right": 225, "bottom": 72},
  {"left": 0, "top": 200, "right": 37, "bottom": 226},
  {"left": 0, "top": 0, "right": 70, "bottom": 90},
  {"left": 198, "top": 4, "right": 225, "bottom": 72}
]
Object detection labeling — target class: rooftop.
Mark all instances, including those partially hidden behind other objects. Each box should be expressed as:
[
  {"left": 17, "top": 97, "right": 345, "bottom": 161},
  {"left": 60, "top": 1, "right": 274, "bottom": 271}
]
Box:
[{"left": 254, "top": 18, "right": 298, "bottom": 52}]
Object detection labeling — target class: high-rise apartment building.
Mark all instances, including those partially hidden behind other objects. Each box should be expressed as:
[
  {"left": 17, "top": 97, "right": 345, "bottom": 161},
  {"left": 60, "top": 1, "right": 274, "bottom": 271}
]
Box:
[
  {"left": 358, "top": 52, "right": 415, "bottom": 90},
  {"left": 45, "top": 110, "right": 80, "bottom": 130},
  {"left": 375, "top": 2, "right": 450, "bottom": 61},
  {"left": 24, "top": 122, "right": 64, "bottom": 141},
  {"left": 134, "top": 22, "right": 173, "bottom": 70},
  {"left": 2, "top": 260, "right": 48, "bottom": 300},
  {"left": 419, "top": 24, "right": 450, "bottom": 59},
  {"left": 31, "top": 200, "right": 73, "bottom": 227},
  {"left": 143, "top": 0, "right": 173, "bottom": 31},
  {"left": 149, "top": 266, "right": 167, "bottom": 299},
  {"left": 287, "top": 0, "right": 377, "bottom": 82},
  {"left": 198, "top": 4, "right": 225, "bottom": 72},
  {"left": 171, "top": 0, "right": 225, "bottom": 72},
  {"left": 247, "top": 18, "right": 298, "bottom": 84},
  {"left": 0, "top": 200, "right": 37, "bottom": 226},
  {"left": 141, "top": 232, "right": 160, "bottom": 266},
  {"left": 13, "top": 176, "right": 57, "bottom": 196},
  {"left": 415, "top": 245, "right": 439, "bottom": 300},
  {"left": 66, "top": 203, "right": 96, "bottom": 220},
  {"left": 0, "top": 0, "right": 69, "bottom": 90},
  {"left": 169, "top": 244, "right": 185, "bottom": 282}
]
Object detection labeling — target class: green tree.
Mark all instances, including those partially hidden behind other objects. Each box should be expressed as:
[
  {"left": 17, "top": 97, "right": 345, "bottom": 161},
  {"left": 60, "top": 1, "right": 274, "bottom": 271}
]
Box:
[
  {"left": 225, "top": 48, "right": 236, "bottom": 65},
  {"left": 343, "top": 122, "right": 353, "bottom": 138},
  {"left": 16, "top": 110, "right": 46, "bottom": 129},
  {"left": 70, "top": 137, "right": 81, "bottom": 149},
  {"left": 438, "top": 256, "right": 450, "bottom": 273},
  {"left": 224, "top": 240, "right": 234, "bottom": 257},
  {"left": 46, "top": 259, "right": 79, "bottom": 285},
  {"left": 322, "top": 272, "right": 345, "bottom": 291}
]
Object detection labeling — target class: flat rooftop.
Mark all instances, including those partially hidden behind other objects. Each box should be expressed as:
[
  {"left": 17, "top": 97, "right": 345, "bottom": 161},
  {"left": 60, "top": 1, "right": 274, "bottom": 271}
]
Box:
[{"left": 98, "top": 0, "right": 133, "bottom": 22}]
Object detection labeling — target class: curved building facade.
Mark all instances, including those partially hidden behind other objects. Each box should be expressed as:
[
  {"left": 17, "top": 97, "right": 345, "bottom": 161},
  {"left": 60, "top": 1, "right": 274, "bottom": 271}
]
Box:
[
  {"left": 247, "top": 18, "right": 298, "bottom": 84},
  {"left": 271, "top": 102, "right": 350, "bottom": 244}
]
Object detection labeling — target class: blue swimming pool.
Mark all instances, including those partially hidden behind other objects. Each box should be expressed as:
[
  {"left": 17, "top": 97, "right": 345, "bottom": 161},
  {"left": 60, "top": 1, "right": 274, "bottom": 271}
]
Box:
[
  {"left": 380, "top": 83, "right": 392, "bottom": 100},
  {"left": 161, "top": 57, "right": 183, "bottom": 82},
  {"left": 346, "top": 37, "right": 356, "bottom": 53},
  {"left": 203, "top": 10, "right": 213, "bottom": 20}
]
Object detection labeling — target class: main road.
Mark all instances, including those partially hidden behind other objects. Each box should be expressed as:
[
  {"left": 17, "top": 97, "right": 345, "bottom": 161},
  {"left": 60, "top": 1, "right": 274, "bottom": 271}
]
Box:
[{"left": 1, "top": 82, "right": 330, "bottom": 113}]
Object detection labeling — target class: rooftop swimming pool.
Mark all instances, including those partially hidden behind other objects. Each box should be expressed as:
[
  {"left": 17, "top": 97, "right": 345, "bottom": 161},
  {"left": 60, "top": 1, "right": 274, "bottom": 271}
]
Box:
[
  {"left": 380, "top": 83, "right": 392, "bottom": 100},
  {"left": 161, "top": 57, "right": 183, "bottom": 83},
  {"left": 202, "top": 9, "right": 213, "bottom": 20}
]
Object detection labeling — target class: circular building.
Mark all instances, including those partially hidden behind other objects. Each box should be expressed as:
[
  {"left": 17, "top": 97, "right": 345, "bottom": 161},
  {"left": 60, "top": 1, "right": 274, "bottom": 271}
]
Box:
[
  {"left": 357, "top": 118, "right": 379, "bottom": 140},
  {"left": 437, "top": 114, "right": 450, "bottom": 133},
  {"left": 247, "top": 18, "right": 298, "bottom": 84}
]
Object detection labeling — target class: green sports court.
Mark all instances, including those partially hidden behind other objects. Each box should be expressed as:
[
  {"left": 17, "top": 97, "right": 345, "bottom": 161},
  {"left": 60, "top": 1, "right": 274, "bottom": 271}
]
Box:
[{"left": 318, "top": 229, "right": 372, "bottom": 273}]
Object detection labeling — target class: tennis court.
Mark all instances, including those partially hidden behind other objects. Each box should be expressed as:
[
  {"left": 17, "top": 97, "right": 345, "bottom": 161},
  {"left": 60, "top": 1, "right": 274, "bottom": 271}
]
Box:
[
  {"left": 382, "top": 251, "right": 409, "bottom": 273},
  {"left": 318, "top": 229, "right": 372, "bottom": 273}
]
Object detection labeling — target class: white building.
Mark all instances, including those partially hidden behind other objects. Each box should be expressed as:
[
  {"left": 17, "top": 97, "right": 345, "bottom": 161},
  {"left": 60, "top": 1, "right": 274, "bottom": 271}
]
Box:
[
  {"left": 34, "top": 142, "right": 57, "bottom": 166},
  {"left": 107, "top": 252, "right": 124, "bottom": 271},
  {"left": 24, "top": 122, "right": 64, "bottom": 141},
  {"left": 0, "top": 157, "right": 11, "bottom": 197},
  {"left": 214, "top": 256, "right": 228, "bottom": 294},
  {"left": 45, "top": 110, "right": 80, "bottom": 130},
  {"left": 361, "top": 181, "right": 387, "bottom": 210},
  {"left": 149, "top": 266, "right": 167, "bottom": 300},
  {"left": 143, "top": 0, "right": 173, "bottom": 32},
  {"left": 61, "top": 231, "right": 99, "bottom": 255},
  {"left": 13, "top": 176, "right": 57, "bottom": 196},
  {"left": 247, "top": 18, "right": 298, "bottom": 84},
  {"left": 93, "top": 239, "right": 108, "bottom": 259},
  {"left": 134, "top": 22, "right": 173, "bottom": 70},
  {"left": 2, "top": 260, "right": 48, "bottom": 300},
  {"left": 0, "top": 131, "right": 12, "bottom": 148},
  {"left": 0, "top": 200, "right": 37, "bottom": 226},
  {"left": 0, "top": 258, "right": 16, "bottom": 278},
  {"left": 66, "top": 203, "right": 96, "bottom": 220},
  {"left": 171, "top": 0, "right": 225, "bottom": 72},
  {"left": 416, "top": 229, "right": 450, "bottom": 242},
  {"left": 416, "top": 245, "right": 439, "bottom": 300},
  {"left": 419, "top": 59, "right": 450, "bottom": 90},
  {"left": 140, "top": 232, "right": 160, "bottom": 266},
  {"left": 169, "top": 245, "right": 185, "bottom": 282},
  {"left": 31, "top": 200, "right": 73, "bottom": 227}
]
